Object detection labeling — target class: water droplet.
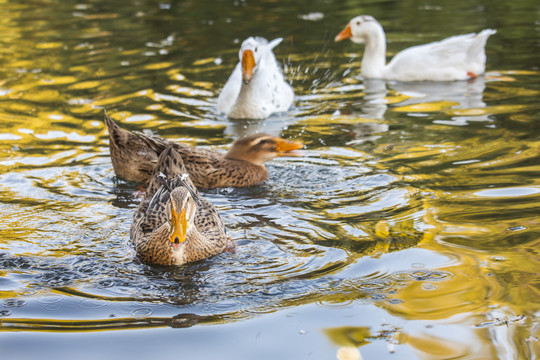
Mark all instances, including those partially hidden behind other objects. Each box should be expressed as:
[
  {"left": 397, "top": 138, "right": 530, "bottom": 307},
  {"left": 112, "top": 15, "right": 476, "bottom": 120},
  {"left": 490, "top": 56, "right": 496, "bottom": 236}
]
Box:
[
  {"left": 421, "top": 283, "right": 437, "bottom": 290},
  {"left": 37, "top": 296, "right": 63, "bottom": 305},
  {"left": 358, "top": 282, "right": 384, "bottom": 290},
  {"left": 44, "top": 303, "right": 63, "bottom": 311},
  {"left": 98, "top": 279, "right": 116, "bottom": 288},
  {"left": 78, "top": 299, "right": 107, "bottom": 309},
  {"left": 131, "top": 308, "right": 153, "bottom": 318},
  {"left": 390, "top": 272, "right": 414, "bottom": 281},
  {"left": 3, "top": 299, "right": 26, "bottom": 308}
]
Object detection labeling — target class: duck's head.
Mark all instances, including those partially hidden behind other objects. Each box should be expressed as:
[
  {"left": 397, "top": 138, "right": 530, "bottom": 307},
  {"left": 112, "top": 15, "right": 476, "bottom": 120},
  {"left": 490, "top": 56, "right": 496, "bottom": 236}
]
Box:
[
  {"left": 334, "top": 15, "right": 381, "bottom": 44},
  {"left": 225, "top": 133, "right": 303, "bottom": 166},
  {"left": 166, "top": 186, "right": 198, "bottom": 250},
  {"left": 239, "top": 37, "right": 283, "bottom": 84}
]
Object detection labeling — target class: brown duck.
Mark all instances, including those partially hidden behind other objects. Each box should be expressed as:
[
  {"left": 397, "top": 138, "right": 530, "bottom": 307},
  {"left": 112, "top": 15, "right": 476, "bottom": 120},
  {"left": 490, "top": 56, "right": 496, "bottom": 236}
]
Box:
[
  {"left": 131, "top": 145, "right": 230, "bottom": 265},
  {"left": 104, "top": 111, "right": 303, "bottom": 188}
]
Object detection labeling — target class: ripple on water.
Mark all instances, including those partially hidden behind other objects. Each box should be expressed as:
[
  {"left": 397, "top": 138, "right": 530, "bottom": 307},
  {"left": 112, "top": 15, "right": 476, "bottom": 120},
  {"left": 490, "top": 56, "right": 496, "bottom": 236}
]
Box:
[
  {"left": 3, "top": 299, "right": 26, "bottom": 308},
  {"left": 131, "top": 308, "right": 153, "bottom": 318},
  {"left": 0, "top": 143, "right": 435, "bottom": 322}
]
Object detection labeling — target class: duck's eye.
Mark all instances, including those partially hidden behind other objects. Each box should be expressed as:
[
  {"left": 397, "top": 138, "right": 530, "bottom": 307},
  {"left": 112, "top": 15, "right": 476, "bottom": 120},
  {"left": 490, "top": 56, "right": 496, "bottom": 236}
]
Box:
[
  {"left": 356, "top": 21, "right": 361, "bottom": 26},
  {"left": 185, "top": 203, "right": 195, "bottom": 221},
  {"left": 255, "top": 47, "right": 258, "bottom": 52},
  {"left": 166, "top": 202, "right": 173, "bottom": 223},
  {"left": 258, "top": 139, "right": 274, "bottom": 145}
]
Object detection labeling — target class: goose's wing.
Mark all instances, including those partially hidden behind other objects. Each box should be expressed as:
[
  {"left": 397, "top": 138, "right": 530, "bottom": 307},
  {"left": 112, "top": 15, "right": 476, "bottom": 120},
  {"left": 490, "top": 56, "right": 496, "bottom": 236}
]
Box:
[
  {"left": 386, "top": 31, "right": 495, "bottom": 81},
  {"left": 217, "top": 63, "right": 242, "bottom": 113}
]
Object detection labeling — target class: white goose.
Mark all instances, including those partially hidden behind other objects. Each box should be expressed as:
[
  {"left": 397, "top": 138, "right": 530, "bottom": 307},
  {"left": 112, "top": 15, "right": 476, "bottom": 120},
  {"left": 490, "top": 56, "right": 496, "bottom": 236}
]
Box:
[
  {"left": 335, "top": 15, "right": 496, "bottom": 81},
  {"left": 217, "top": 37, "right": 294, "bottom": 119}
]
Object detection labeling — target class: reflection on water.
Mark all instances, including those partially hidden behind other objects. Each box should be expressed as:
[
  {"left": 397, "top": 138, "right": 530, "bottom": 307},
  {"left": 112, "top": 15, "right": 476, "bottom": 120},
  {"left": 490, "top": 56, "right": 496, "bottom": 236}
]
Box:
[{"left": 1, "top": 0, "right": 540, "bottom": 358}]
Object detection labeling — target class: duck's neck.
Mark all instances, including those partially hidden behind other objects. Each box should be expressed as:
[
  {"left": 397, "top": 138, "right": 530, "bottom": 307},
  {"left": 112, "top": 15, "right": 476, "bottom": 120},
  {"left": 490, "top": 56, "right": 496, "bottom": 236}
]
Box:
[
  {"left": 224, "top": 149, "right": 267, "bottom": 168},
  {"left": 361, "top": 28, "right": 387, "bottom": 79}
]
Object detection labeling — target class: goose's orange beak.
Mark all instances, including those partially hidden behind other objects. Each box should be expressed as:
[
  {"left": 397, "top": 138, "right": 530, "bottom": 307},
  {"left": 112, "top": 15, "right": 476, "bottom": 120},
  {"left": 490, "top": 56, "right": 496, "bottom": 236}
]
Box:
[
  {"left": 274, "top": 137, "right": 303, "bottom": 156},
  {"left": 335, "top": 23, "right": 352, "bottom": 42},
  {"left": 241, "top": 49, "right": 256, "bottom": 84},
  {"left": 169, "top": 207, "right": 187, "bottom": 249}
]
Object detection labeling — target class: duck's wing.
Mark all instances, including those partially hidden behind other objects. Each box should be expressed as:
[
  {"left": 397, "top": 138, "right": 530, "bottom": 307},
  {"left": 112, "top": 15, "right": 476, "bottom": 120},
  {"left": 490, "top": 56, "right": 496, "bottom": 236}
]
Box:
[
  {"left": 134, "top": 185, "right": 170, "bottom": 237},
  {"left": 194, "top": 197, "right": 227, "bottom": 246}
]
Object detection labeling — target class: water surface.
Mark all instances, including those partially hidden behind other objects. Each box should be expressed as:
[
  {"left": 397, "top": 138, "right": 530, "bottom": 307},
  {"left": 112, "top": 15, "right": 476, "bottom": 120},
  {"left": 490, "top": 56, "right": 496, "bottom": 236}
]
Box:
[{"left": 0, "top": 0, "right": 539, "bottom": 358}]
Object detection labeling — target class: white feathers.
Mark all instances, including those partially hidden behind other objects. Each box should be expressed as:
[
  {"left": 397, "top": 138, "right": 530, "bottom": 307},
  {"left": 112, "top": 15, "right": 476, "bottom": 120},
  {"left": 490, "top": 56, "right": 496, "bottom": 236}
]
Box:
[
  {"left": 217, "top": 36, "right": 294, "bottom": 119},
  {"left": 338, "top": 15, "right": 496, "bottom": 81}
]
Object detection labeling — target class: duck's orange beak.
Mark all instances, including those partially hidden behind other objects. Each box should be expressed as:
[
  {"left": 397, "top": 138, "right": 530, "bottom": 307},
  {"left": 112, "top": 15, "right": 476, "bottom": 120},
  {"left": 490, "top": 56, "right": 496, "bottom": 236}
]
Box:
[
  {"left": 274, "top": 137, "right": 304, "bottom": 156},
  {"left": 169, "top": 207, "right": 187, "bottom": 248},
  {"left": 242, "top": 49, "right": 255, "bottom": 84},
  {"left": 335, "top": 23, "right": 352, "bottom": 42}
]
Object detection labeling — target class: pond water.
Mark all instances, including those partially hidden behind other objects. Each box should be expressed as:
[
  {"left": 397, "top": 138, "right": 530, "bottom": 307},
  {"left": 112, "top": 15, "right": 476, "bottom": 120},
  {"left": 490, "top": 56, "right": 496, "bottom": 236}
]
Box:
[{"left": 0, "top": 0, "right": 539, "bottom": 358}]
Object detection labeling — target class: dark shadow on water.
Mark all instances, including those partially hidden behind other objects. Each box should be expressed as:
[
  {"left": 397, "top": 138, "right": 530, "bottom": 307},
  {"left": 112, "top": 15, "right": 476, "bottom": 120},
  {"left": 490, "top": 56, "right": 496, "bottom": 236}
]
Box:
[{"left": 0, "top": 312, "right": 214, "bottom": 332}]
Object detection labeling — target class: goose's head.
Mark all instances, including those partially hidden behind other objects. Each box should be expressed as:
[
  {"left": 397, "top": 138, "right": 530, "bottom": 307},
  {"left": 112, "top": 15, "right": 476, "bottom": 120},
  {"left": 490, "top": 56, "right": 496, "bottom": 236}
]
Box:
[
  {"left": 239, "top": 37, "right": 283, "bottom": 84},
  {"left": 335, "top": 15, "right": 382, "bottom": 44},
  {"left": 225, "top": 133, "right": 303, "bottom": 166},
  {"left": 166, "top": 186, "right": 198, "bottom": 250}
]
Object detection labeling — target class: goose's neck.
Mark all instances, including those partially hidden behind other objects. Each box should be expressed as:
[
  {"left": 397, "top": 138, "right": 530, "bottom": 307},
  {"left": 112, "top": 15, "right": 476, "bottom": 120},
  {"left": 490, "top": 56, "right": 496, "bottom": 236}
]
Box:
[
  {"left": 361, "top": 29, "right": 387, "bottom": 79},
  {"left": 229, "top": 69, "right": 271, "bottom": 119}
]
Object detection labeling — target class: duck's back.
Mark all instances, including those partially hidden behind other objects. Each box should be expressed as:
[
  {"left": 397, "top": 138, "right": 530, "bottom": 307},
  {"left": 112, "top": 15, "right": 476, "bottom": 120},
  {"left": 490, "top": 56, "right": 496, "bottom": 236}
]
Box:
[
  {"left": 106, "top": 113, "right": 268, "bottom": 188},
  {"left": 142, "top": 135, "right": 268, "bottom": 188},
  {"left": 105, "top": 113, "right": 159, "bottom": 182}
]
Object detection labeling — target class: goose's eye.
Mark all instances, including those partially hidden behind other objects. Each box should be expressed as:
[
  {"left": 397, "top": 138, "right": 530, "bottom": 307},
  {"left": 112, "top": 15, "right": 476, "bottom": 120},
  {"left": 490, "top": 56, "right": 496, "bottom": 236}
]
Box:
[
  {"left": 356, "top": 21, "right": 361, "bottom": 26},
  {"left": 254, "top": 47, "right": 258, "bottom": 52}
]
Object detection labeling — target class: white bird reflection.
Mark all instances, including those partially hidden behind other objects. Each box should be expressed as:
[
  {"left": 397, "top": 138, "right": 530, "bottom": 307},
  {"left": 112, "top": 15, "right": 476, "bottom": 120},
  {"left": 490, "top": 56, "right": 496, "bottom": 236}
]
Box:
[
  {"left": 223, "top": 113, "right": 292, "bottom": 138},
  {"left": 360, "top": 76, "right": 489, "bottom": 123},
  {"left": 221, "top": 75, "right": 489, "bottom": 141}
]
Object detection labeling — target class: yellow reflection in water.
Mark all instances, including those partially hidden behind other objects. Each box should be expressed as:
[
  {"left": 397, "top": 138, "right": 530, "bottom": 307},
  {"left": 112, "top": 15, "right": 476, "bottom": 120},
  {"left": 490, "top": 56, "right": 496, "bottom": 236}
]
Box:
[
  {"left": 393, "top": 101, "right": 459, "bottom": 113},
  {"left": 448, "top": 104, "right": 534, "bottom": 116}
]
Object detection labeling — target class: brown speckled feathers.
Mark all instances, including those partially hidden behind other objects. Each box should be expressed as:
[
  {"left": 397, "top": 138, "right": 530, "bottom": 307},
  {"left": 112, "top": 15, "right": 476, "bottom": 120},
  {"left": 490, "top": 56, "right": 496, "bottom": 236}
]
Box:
[
  {"left": 105, "top": 112, "right": 268, "bottom": 188},
  {"left": 131, "top": 146, "right": 228, "bottom": 265}
]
